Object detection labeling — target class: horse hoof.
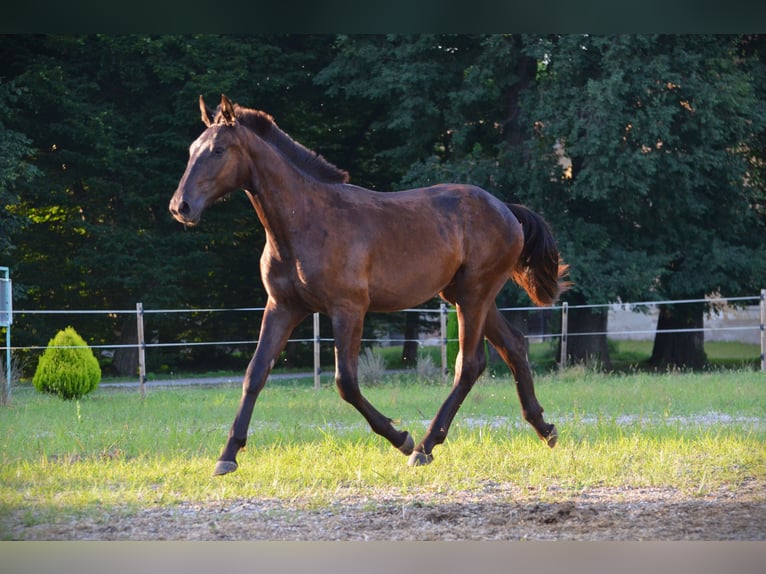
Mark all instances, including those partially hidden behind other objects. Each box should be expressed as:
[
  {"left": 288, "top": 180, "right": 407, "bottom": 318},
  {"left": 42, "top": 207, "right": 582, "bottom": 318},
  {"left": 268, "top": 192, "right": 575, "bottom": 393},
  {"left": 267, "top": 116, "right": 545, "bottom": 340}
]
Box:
[
  {"left": 408, "top": 451, "right": 434, "bottom": 467},
  {"left": 398, "top": 432, "right": 415, "bottom": 456},
  {"left": 544, "top": 425, "right": 558, "bottom": 448},
  {"left": 213, "top": 460, "right": 238, "bottom": 476}
]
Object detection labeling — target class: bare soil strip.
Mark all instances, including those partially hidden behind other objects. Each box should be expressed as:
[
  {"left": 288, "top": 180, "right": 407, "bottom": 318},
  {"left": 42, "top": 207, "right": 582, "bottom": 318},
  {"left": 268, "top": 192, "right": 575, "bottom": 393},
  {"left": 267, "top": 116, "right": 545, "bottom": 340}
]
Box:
[{"left": 9, "top": 479, "right": 765, "bottom": 541}]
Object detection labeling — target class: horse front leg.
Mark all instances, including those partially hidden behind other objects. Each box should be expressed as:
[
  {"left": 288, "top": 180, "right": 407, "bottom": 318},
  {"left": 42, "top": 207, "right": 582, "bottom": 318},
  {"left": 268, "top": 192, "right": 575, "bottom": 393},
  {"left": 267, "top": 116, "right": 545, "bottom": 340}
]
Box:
[
  {"left": 331, "top": 309, "right": 414, "bottom": 456},
  {"left": 214, "top": 302, "right": 307, "bottom": 476},
  {"left": 485, "top": 306, "right": 557, "bottom": 447}
]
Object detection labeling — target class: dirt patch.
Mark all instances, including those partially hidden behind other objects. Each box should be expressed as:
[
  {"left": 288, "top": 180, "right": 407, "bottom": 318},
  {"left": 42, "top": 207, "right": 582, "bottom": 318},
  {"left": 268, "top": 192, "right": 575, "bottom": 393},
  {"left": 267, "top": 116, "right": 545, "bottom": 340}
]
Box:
[{"left": 8, "top": 479, "right": 765, "bottom": 541}]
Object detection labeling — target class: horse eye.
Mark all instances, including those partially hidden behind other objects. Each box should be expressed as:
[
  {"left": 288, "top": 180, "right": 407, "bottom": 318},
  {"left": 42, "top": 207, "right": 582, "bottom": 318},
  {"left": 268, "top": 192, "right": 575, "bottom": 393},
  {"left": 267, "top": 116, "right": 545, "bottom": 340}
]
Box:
[{"left": 212, "top": 147, "right": 225, "bottom": 157}]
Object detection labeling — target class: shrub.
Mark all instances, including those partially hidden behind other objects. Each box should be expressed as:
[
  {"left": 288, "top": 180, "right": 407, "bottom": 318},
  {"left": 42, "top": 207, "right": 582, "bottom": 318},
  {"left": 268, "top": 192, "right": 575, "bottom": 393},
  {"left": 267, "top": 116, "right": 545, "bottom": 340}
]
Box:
[
  {"left": 416, "top": 350, "right": 441, "bottom": 384},
  {"left": 32, "top": 326, "right": 101, "bottom": 400},
  {"left": 358, "top": 347, "right": 387, "bottom": 386}
]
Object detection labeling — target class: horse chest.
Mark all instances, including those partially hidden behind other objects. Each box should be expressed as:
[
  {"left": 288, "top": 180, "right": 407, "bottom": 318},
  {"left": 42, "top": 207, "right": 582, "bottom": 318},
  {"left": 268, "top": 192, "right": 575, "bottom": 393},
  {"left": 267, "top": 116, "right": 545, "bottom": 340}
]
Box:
[{"left": 260, "top": 251, "right": 331, "bottom": 307}]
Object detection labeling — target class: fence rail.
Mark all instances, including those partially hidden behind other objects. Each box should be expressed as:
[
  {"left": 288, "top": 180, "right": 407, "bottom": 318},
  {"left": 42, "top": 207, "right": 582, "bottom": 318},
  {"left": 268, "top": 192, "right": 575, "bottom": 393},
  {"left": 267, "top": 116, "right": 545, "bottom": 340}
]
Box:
[{"left": 3, "top": 291, "right": 765, "bottom": 398}]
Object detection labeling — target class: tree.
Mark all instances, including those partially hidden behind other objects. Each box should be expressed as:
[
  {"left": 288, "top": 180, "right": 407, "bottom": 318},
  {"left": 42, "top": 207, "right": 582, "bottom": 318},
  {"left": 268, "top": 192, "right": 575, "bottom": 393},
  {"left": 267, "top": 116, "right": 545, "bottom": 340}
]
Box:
[
  {"left": 520, "top": 34, "right": 766, "bottom": 369},
  {"left": 5, "top": 34, "right": 765, "bottom": 376},
  {"left": 316, "top": 35, "right": 488, "bottom": 189},
  {"left": 0, "top": 79, "right": 40, "bottom": 258},
  {"left": 1, "top": 35, "right": 343, "bottom": 374},
  {"left": 316, "top": 35, "right": 494, "bottom": 364}
]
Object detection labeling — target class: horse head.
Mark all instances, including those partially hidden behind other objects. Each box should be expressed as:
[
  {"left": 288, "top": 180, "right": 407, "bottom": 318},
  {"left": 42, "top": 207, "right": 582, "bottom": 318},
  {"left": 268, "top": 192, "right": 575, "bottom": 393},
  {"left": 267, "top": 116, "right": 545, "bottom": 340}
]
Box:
[{"left": 169, "top": 94, "right": 247, "bottom": 225}]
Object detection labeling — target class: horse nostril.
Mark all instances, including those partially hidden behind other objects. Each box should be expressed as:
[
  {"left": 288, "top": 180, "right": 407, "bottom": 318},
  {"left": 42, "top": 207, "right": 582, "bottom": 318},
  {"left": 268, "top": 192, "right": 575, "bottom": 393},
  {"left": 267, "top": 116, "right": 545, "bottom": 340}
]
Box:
[{"left": 178, "top": 201, "right": 191, "bottom": 216}]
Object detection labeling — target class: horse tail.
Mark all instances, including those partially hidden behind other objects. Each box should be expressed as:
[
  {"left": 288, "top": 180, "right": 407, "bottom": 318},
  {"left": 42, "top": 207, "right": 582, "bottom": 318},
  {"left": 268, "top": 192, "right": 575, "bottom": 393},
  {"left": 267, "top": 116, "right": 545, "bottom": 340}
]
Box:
[{"left": 508, "top": 203, "right": 571, "bottom": 307}]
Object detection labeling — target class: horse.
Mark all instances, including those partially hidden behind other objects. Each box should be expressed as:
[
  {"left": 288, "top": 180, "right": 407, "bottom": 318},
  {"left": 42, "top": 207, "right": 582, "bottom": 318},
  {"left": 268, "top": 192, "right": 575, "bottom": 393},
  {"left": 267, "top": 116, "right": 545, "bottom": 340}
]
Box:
[{"left": 169, "top": 94, "right": 570, "bottom": 476}]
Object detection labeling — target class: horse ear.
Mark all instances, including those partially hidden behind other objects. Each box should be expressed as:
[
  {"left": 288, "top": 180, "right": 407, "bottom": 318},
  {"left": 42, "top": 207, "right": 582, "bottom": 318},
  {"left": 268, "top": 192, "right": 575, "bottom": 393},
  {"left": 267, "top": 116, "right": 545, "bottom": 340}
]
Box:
[
  {"left": 199, "top": 95, "right": 213, "bottom": 127},
  {"left": 219, "top": 94, "right": 237, "bottom": 126}
]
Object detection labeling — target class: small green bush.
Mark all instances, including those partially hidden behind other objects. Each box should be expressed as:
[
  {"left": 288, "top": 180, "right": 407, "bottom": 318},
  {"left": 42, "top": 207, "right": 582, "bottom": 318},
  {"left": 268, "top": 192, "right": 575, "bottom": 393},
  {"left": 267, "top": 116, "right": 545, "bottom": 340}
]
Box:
[{"left": 32, "top": 326, "right": 101, "bottom": 400}]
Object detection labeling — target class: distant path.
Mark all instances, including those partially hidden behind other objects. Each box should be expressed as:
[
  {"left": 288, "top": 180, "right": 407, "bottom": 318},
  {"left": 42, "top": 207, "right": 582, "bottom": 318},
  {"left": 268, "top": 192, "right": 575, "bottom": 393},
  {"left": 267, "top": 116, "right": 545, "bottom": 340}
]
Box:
[
  {"left": 100, "top": 371, "right": 315, "bottom": 389},
  {"left": 100, "top": 369, "right": 412, "bottom": 389}
]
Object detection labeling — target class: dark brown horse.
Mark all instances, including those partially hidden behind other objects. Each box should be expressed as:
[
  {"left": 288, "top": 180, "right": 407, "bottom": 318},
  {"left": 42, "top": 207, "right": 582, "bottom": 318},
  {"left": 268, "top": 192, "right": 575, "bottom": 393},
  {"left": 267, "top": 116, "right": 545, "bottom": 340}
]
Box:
[{"left": 169, "top": 95, "right": 569, "bottom": 476}]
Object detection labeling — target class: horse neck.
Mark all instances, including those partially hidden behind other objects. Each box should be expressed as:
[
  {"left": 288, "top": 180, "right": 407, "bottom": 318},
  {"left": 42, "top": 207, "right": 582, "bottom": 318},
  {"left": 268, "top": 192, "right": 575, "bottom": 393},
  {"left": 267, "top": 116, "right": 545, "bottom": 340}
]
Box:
[{"left": 243, "top": 129, "right": 331, "bottom": 255}]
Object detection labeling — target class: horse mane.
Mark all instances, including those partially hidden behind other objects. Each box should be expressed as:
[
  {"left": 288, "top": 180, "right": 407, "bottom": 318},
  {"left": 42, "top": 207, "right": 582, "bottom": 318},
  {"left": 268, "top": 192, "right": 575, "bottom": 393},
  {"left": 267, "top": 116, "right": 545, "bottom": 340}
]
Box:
[{"left": 223, "top": 105, "right": 349, "bottom": 185}]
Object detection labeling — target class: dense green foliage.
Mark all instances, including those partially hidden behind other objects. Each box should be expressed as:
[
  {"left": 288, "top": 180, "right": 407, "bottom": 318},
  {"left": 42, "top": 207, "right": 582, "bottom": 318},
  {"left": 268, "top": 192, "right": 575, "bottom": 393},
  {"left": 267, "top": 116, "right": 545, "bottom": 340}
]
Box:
[
  {"left": 32, "top": 326, "right": 101, "bottom": 399},
  {"left": 521, "top": 35, "right": 766, "bottom": 367},
  {"left": 1, "top": 34, "right": 765, "bottom": 374}
]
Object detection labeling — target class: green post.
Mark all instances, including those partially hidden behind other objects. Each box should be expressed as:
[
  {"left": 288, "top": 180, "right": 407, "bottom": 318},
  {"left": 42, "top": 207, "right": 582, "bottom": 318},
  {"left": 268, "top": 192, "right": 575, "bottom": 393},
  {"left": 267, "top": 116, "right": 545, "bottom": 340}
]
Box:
[
  {"left": 760, "top": 289, "right": 765, "bottom": 373},
  {"left": 440, "top": 303, "right": 448, "bottom": 384}
]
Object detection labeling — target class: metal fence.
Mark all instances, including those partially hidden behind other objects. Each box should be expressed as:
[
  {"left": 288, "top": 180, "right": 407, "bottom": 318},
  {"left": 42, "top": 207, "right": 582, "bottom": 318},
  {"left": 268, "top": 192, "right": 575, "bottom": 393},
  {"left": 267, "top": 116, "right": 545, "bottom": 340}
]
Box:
[{"left": 3, "top": 291, "right": 765, "bottom": 399}]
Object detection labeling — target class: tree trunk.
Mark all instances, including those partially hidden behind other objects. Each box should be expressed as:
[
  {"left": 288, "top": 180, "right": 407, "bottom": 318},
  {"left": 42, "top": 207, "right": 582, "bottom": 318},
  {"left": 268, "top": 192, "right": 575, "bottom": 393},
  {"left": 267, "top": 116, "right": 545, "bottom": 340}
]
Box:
[
  {"left": 401, "top": 312, "right": 420, "bottom": 366},
  {"left": 561, "top": 306, "right": 611, "bottom": 370},
  {"left": 112, "top": 314, "right": 138, "bottom": 377},
  {"left": 649, "top": 304, "right": 707, "bottom": 369}
]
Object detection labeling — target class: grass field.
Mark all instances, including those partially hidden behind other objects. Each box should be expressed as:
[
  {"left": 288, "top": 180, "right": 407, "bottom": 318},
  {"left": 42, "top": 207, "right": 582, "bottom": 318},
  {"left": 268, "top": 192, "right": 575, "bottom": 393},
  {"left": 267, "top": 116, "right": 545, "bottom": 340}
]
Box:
[
  {"left": 374, "top": 339, "right": 762, "bottom": 374},
  {"left": 1, "top": 367, "right": 764, "bottom": 539},
  {"left": 78, "top": 339, "right": 761, "bottom": 384}
]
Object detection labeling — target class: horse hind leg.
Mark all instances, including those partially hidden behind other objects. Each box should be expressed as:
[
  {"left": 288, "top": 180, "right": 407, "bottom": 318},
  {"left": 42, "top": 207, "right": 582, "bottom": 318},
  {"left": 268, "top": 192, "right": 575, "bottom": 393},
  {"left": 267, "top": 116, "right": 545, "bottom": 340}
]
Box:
[
  {"left": 408, "top": 302, "right": 488, "bottom": 466},
  {"left": 485, "top": 306, "right": 557, "bottom": 448}
]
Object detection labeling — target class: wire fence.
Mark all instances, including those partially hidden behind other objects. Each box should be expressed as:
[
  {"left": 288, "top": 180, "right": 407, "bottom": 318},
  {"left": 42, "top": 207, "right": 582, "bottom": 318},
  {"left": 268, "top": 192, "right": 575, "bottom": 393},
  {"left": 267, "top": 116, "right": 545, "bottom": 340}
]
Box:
[{"left": 2, "top": 291, "right": 765, "bottom": 398}]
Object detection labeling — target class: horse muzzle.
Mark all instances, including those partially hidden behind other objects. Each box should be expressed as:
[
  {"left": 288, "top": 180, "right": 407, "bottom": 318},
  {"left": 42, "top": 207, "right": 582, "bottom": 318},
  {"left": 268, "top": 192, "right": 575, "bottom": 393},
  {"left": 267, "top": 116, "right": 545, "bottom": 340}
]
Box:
[{"left": 169, "top": 194, "right": 201, "bottom": 226}]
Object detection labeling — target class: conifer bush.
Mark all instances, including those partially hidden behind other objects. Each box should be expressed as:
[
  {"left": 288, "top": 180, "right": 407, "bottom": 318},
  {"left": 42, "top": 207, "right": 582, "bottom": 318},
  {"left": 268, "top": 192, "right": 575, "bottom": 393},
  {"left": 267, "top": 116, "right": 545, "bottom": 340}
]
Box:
[{"left": 32, "top": 326, "right": 101, "bottom": 400}]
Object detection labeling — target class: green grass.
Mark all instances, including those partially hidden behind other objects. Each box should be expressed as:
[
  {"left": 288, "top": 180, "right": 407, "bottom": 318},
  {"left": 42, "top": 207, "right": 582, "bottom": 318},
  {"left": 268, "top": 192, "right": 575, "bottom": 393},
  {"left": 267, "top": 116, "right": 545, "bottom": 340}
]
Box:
[
  {"left": 1, "top": 369, "right": 765, "bottom": 538},
  {"left": 607, "top": 339, "right": 761, "bottom": 370},
  {"left": 375, "top": 339, "right": 761, "bottom": 375},
  {"left": 522, "top": 339, "right": 761, "bottom": 372}
]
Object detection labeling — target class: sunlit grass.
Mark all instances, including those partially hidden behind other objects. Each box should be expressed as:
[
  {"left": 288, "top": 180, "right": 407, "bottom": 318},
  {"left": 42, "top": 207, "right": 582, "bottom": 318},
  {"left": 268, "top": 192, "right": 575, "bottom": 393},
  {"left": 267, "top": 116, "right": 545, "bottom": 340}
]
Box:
[{"left": 1, "top": 369, "right": 764, "bottom": 538}]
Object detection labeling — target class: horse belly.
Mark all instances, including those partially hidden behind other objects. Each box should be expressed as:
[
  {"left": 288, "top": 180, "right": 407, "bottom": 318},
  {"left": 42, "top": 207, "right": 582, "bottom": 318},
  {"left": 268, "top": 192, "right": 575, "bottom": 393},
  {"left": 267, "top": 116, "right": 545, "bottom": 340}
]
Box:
[
  {"left": 367, "top": 251, "right": 459, "bottom": 312},
  {"left": 364, "top": 198, "right": 467, "bottom": 311}
]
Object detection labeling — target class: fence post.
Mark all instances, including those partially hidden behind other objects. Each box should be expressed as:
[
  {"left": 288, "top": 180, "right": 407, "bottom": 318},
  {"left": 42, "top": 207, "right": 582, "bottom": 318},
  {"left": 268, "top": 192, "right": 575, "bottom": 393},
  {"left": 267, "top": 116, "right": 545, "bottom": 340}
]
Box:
[
  {"left": 440, "top": 303, "right": 448, "bottom": 384},
  {"left": 313, "top": 312, "right": 321, "bottom": 389},
  {"left": 559, "top": 301, "right": 568, "bottom": 369},
  {"left": 136, "top": 302, "right": 146, "bottom": 399},
  {"left": 760, "top": 289, "right": 765, "bottom": 373},
  {"left": 1, "top": 267, "right": 11, "bottom": 402}
]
